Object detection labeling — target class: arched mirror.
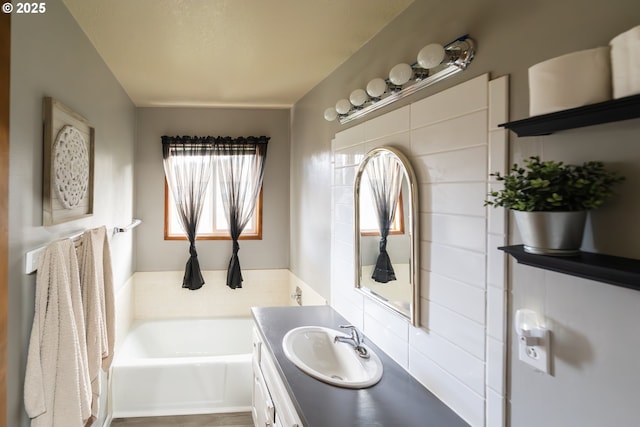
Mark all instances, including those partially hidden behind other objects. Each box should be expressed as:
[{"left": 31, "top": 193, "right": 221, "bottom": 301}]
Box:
[{"left": 354, "top": 146, "right": 419, "bottom": 326}]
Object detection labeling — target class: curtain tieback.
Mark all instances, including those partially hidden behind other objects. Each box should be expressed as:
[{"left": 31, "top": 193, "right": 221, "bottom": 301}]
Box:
[
  {"left": 189, "top": 243, "right": 198, "bottom": 258},
  {"left": 379, "top": 236, "right": 388, "bottom": 252}
]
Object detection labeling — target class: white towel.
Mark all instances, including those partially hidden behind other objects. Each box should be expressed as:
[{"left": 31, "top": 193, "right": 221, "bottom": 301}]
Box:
[
  {"left": 610, "top": 25, "right": 640, "bottom": 98},
  {"left": 24, "top": 239, "right": 92, "bottom": 427},
  {"left": 529, "top": 47, "right": 612, "bottom": 116},
  {"left": 77, "top": 226, "right": 115, "bottom": 426}
]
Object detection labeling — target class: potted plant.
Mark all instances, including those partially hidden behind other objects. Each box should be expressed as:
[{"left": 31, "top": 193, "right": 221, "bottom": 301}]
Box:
[{"left": 485, "top": 156, "right": 624, "bottom": 255}]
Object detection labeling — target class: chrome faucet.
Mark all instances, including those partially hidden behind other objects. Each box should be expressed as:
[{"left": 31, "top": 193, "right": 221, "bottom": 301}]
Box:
[{"left": 334, "top": 325, "right": 370, "bottom": 359}]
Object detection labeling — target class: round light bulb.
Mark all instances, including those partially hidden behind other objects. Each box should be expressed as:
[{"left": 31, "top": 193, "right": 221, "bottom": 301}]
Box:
[
  {"left": 417, "top": 43, "right": 446, "bottom": 69},
  {"left": 349, "top": 89, "right": 368, "bottom": 107},
  {"left": 389, "top": 63, "right": 413, "bottom": 86},
  {"left": 366, "top": 78, "right": 387, "bottom": 98},
  {"left": 335, "top": 99, "right": 352, "bottom": 115},
  {"left": 324, "top": 107, "right": 338, "bottom": 121}
]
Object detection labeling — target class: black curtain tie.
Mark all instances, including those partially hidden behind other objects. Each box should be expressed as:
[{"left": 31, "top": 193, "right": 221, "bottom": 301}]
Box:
[
  {"left": 372, "top": 235, "right": 396, "bottom": 283},
  {"left": 183, "top": 242, "right": 204, "bottom": 290},
  {"left": 227, "top": 239, "right": 243, "bottom": 289}
]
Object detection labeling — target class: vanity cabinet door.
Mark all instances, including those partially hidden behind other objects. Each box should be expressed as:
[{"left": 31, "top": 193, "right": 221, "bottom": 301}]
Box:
[
  {"left": 252, "top": 360, "right": 275, "bottom": 427},
  {"left": 260, "top": 348, "right": 302, "bottom": 427}
]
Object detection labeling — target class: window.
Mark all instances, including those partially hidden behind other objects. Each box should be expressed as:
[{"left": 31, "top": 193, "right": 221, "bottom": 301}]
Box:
[
  {"left": 164, "top": 174, "right": 263, "bottom": 241},
  {"left": 359, "top": 179, "right": 405, "bottom": 236}
]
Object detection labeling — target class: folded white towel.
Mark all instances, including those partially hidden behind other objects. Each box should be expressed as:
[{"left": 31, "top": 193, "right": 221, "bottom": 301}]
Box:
[
  {"left": 529, "top": 47, "right": 612, "bottom": 116},
  {"left": 610, "top": 25, "right": 640, "bottom": 98}
]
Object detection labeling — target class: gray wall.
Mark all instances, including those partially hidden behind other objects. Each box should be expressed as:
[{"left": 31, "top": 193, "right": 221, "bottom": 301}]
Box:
[
  {"left": 290, "top": 0, "right": 640, "bottom": 425},
  {"left": 135, "top": 107, "right": 290, "bottom": 272},
  {"left": 8, "top": 1, "right": 137, "bottom": 426}
]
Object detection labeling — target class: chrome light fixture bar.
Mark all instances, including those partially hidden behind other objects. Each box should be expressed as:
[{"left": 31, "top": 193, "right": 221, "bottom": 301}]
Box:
[{"left": 324, "top": 35, "right": 476, "bottom": 124}]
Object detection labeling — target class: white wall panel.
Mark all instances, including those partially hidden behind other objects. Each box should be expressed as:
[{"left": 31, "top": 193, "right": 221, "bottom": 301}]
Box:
[
  {"left": 423, "top": 302, "right": 485, "bottom": 359},
  {"left": 411, "top": 110, "right": 488, "bottom": 156},
  {"left": 414, "top": 146, "right": 488, "bottom": 183},
  {"left": 331, "top": 74, "right": 507, "bottom": 426},
  {"left": 423, "top": 213, "right": 486, "bottom": 252},
  {"left": 428, "top": 242, "right": 486, "bottom": 288},
  {"left": 409, "top": 347, "right": 485, "bottom": 427},
  {"left": 425, "top": 272, "right": 486, "bottom": 324},
  {"left": 364, "top": 105, "right": 411, "bottom": 140},
  {"left": 423, "top": 182, "right": 487, "bottom": 216},
  {"left": 410, "top": 327, "right": 485, "bottom": 395},
  {"left": 410, "top": 74, "right": 489, "bottom": 128}
]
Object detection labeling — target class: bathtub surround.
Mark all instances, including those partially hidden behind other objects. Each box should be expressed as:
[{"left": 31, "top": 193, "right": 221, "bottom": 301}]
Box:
[
  {"left": 288, "top": 274, "right": 328, "bottom": 307},
  {"left": 118, "top": 270, "right": 324, "bottom": 323},
  {"left": 109, "top": 269, "right": 323, "bottom": 421},
  {"left": 113, "top": 276, "right": 134, "bottom": 353}
]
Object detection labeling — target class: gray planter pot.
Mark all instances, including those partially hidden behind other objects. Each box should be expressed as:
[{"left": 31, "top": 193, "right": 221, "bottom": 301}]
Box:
[{"left": 513, "top": 210, "right": 588, "bottom": 255}]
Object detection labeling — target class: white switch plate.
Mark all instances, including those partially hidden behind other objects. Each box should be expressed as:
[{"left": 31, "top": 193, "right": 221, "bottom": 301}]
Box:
[{"left": 518, "top": 330, "right": 550, "bottom": 374}]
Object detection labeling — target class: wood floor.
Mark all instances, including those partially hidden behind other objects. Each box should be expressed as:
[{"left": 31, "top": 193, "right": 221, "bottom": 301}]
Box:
[{"left": 110, "top": 412, "right": 253, "bottom": 427}]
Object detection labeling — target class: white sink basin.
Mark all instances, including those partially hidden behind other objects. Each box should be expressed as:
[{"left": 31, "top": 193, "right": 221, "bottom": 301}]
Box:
[{"left": 282, "top": 326, "right": 383, "bottom": 389}]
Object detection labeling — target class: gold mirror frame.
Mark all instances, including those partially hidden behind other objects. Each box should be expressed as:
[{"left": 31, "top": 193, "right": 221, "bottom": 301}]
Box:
[{"left": 354, "top": 146, "right": 419, "bottom": 326}]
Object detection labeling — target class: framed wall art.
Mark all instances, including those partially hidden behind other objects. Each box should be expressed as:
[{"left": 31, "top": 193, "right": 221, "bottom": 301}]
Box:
[{"left": 42, "top": 97, "right": 95, "bottom": 226}]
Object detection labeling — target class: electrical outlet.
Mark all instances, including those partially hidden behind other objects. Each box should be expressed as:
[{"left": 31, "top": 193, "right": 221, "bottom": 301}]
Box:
[{"left": 518, "top": 330, "right": 550, "bottom": 374}]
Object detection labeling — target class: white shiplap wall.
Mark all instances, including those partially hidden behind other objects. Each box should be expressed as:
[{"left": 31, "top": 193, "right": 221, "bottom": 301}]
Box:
[{"left": 330, "top": 74, "right": 509, "bottom": 426}]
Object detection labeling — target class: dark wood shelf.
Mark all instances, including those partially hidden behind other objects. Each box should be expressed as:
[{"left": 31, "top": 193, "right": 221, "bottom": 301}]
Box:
[
  {"left": 499, "top": 94, "right": 640, "bottom": 136},
  {"left": 499, "top": 245, "right": 640, "bottom": 292}
]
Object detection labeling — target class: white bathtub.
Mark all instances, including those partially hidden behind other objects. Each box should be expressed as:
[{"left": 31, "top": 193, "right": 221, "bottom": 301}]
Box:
[{"left": 111, "top": 318, "right": 254, "bottom": 418}]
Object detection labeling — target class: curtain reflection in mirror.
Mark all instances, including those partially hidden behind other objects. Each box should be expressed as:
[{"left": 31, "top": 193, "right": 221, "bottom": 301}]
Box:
[{"left": 364, "top": 153, "right": 403, "bottom": 283}]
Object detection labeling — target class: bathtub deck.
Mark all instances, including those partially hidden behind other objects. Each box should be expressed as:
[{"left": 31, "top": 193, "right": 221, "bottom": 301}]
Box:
[{"left": 110, "top": 412, "right": 253, "bottom": 427}]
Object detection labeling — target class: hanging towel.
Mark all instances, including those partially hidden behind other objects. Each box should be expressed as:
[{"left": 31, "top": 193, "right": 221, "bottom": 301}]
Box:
[
  {"left": 77, "top": 226, "right": 115, "bottom": 426},
  {"left": 24, "top": 238, "right": 92, "bottom": 427}
]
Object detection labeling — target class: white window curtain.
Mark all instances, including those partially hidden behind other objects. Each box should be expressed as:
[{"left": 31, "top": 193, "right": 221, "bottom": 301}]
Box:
[{"left": 365, "top": 153, "right": 403, "bottom": 283}]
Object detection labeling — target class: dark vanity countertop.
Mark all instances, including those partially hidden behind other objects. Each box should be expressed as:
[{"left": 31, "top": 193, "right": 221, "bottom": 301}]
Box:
[{"left": 252, "top": 305, "right": 469, "bottom": 427}]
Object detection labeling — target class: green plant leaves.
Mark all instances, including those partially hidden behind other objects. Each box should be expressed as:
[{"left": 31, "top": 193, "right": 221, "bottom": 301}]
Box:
[{"left": 484, "top": 156, "right": 624, "bottom": 211}]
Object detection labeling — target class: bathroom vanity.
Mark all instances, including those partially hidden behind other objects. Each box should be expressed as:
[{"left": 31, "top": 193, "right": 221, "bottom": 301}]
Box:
[{"left": 251, "top": 305, "right": 469, "bottom": 427}]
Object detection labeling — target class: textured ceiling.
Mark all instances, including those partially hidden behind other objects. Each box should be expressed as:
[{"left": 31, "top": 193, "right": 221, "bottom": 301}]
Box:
[{"left": 62, "top": 0, "right": 413, "bottom": 108}]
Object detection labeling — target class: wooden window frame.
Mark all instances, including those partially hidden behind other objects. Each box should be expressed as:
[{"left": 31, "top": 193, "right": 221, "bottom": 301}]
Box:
[
  {"left": 163, "top": 179, "right": 263, "bottom": 241},
  {"left": 360, "top": 191, "right": 406, "bottom": 237}
]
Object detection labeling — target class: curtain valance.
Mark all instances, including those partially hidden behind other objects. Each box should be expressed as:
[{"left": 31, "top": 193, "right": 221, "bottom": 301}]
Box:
[{"left": 161, "top": 135, "right": 270, "bottom": 146}]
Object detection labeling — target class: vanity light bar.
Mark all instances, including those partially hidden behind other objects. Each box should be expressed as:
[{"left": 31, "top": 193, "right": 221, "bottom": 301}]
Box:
[{"left": 324, "top": 35, "right": 476, "bottom": 124}]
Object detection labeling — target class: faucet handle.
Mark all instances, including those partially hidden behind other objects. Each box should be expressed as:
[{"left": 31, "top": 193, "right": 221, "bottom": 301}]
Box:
[{"left": 338, "top": 325, "right": 363, "bottom": 345}]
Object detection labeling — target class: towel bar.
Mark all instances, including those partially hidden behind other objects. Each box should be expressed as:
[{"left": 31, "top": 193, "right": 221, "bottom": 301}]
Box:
[
  {"left": 113, "top": 218, "right": 142, "bottom": 234},
  {"left": 24, "top": 230, "right": 84, "bottom": 275},
  {"left": 24, "top": 219, "right": 142, "bottom": 275}
]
